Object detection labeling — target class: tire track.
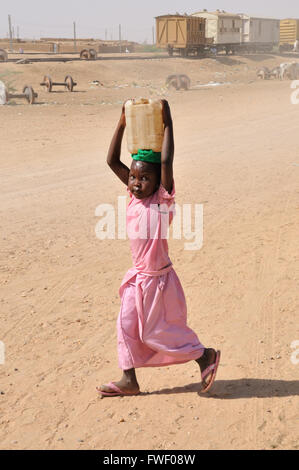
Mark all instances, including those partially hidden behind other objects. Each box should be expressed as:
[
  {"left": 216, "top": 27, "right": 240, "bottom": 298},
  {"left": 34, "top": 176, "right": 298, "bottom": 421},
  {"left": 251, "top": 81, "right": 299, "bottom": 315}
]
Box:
[
  {"left": 251, "top": 188, "right": 293, "bottom": 448},
  {"left": 1, "top": 254, "right": 101, "bottom": 340}
]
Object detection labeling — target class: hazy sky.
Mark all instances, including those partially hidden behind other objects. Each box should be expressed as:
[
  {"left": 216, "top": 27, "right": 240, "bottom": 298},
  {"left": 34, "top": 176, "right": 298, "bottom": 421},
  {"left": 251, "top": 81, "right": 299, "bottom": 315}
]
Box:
[{"left": 1, "top": 1, "right": 299, "bottom": 43}]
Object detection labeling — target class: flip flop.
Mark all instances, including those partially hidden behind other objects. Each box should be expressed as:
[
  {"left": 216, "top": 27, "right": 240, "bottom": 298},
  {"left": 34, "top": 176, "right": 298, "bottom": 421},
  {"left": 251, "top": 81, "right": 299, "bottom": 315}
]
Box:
[
  {"left": 200, "top": 350, "right": 221, "bottom": 393},
  {"left": 96, "top": 382, "right": 140, "bottom": 397}
]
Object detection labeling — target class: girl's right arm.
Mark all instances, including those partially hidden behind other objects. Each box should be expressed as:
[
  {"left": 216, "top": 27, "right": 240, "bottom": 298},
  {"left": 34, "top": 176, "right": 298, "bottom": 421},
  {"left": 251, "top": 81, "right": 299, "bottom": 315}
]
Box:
[{"left": 106, "top": 103, "right": 130, "bottom": 186}]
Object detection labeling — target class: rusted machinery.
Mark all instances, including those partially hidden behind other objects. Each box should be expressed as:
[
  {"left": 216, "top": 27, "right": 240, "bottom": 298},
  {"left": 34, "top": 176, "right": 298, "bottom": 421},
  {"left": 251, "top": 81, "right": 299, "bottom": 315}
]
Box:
[
  {"left": 40, "top": 75, "right": 77, "bottom": 92},
  {"left": 0, "top": 82, "right": 38, "bottom": 104}
]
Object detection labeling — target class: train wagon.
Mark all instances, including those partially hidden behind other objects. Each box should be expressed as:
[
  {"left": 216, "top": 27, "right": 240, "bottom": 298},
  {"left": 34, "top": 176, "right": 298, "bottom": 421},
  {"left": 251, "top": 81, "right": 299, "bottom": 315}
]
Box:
[
  {"left": 192, "top": 10, "right": 280, "bottom": 54},
  {"left": 280, "top": 19, "right": 299, "bottom": 51},
  {"left": 155, "top": 15, "right": 209, "bottom": 56},
  {"left": 192, "top": 10, "right": 242, "bottom": 54},
  {"left": 240, "top": 15, "right": 280, "bottom": 52}
]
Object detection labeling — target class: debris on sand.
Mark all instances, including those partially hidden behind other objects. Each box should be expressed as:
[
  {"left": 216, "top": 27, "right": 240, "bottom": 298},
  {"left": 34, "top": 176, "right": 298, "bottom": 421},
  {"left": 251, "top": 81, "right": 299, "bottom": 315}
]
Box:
[
  {"left": 166, "top": 74, "right": 191, "bottom": 90},
  {"left": 16, "top": 59, "right": 32, "bottom": 65},
  {"left": 89, "top": 80, "right": 104, "bottom": 87},
  {"left": 193, "top": 81, "right": 231, "bottom": 88}
]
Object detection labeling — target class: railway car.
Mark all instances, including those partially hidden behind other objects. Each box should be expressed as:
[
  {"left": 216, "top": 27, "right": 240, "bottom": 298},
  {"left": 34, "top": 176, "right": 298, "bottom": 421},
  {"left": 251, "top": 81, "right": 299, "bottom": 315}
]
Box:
[
  {"left": 156, "top": 11, "right": 282, "bottom": 57},
  {"left": 240, "top": 15, "right": 280, "bottom": 52},
  {"left": 280, "top": 19, "right": 299, "bottom": 51},
  {"left": 191, "top": 10, "right": 242, "bottom": 54},
  {"left": 155, "top": 14, "right": 210, "bottom": 56}
]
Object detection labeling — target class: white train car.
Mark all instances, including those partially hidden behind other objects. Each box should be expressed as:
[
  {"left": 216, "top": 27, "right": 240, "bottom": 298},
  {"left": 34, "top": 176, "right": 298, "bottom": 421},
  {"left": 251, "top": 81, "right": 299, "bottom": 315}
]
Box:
[
  {"left": 241, "top": 15, "right": 280, "bottom": 51},
  {"left": 192, "top": 10, "right": 279, "bottom": 54},
  {"left": 192, "top": 10, "right": 242, "bottom": 51}
]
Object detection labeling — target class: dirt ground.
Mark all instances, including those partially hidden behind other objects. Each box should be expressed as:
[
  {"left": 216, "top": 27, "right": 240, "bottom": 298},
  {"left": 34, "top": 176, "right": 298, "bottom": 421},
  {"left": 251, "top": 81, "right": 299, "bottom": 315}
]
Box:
[{"left": 0, "top": 53, "right": 298, "bottom": 450}]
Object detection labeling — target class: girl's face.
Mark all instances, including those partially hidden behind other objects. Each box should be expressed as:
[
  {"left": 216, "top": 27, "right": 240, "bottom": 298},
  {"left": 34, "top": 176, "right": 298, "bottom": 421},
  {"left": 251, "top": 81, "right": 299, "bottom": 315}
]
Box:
[{"left": 128, "top": 160, "right": 160, "bottom": 199}]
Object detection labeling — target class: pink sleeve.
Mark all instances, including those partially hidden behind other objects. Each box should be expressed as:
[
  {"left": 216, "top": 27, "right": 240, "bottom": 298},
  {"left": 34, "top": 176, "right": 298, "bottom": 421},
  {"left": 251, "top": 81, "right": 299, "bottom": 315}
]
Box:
[{"left": 157, "top": 181, "right": 175, "bottom": 206}]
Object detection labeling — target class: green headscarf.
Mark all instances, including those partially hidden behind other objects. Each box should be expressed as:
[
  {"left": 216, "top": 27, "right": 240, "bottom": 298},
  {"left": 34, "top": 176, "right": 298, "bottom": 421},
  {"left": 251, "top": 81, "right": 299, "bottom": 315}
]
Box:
[{"left": 131, "top": 149, "right": 161, "bottom": 164}]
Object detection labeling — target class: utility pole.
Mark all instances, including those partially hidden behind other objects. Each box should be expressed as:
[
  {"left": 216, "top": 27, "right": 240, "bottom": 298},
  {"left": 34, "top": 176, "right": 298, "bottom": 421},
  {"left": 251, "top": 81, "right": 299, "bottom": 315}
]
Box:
[
  {"left": 152, "top": 25, "right": 155, "bottom": 45},
  {"left": 105, "top": 29, "right": 107, "bottom": 41},
  {"left": 73, "top": 21, "right": 77, "bottom": 52},
  {"left": 119, "top": 24, "right": 122, "bottom": 53},
  {"left": 8, "top": 15, "right": 13, "bottom": 52}
]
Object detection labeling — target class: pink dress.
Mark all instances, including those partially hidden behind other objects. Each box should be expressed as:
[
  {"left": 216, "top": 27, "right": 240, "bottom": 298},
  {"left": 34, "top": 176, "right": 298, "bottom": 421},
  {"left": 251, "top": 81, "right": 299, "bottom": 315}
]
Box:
[{"left": 117, "top": 182, "right": 205, "bottom": 370}]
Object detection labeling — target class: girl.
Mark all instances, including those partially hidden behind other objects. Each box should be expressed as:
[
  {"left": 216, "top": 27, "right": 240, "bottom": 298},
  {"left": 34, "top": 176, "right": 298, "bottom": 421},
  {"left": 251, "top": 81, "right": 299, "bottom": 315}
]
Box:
[{"left": 97, "top": 100, "right": 220, "bottom": 397}]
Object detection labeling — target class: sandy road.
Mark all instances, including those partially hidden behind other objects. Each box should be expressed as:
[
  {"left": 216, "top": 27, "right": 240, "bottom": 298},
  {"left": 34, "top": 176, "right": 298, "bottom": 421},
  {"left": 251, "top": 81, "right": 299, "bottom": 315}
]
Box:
[{"left": 0, "top": 55, "right": 298, "bottom": 449}]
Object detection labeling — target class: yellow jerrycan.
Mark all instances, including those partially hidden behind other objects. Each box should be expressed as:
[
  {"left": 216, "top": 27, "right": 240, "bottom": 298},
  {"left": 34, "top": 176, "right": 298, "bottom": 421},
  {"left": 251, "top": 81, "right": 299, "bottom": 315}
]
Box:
[{"left": 125, "top": 98, "right": 164, "bottom": 154}]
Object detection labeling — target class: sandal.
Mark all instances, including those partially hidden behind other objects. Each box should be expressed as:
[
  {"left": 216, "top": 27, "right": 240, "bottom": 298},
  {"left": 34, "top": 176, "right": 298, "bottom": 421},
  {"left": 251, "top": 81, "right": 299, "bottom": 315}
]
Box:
[
  {"left": 200, "top": 350, "right": 221, "bottom": 393},
  {"left": 96, "top": 382, "right": 140, "bottom": 397}
]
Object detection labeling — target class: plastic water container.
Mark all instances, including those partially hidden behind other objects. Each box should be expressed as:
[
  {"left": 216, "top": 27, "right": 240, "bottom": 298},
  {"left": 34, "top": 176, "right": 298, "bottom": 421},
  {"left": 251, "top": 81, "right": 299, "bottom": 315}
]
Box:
[{"left": 125, "top": 98, "right": 164, "bottom": 154}]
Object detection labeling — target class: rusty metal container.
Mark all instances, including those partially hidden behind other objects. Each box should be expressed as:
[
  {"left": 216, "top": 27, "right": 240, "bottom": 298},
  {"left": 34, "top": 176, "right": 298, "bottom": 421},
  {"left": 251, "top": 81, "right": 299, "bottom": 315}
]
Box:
[{"left": 156, "top": 15, "right": 206, "bottom": 55}]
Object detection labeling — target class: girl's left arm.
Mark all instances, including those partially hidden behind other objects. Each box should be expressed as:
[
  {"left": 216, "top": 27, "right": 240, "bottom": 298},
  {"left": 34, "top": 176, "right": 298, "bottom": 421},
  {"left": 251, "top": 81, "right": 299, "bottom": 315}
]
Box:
[{"left": 160, "top": 100, "right": 174, "bottom": 194}]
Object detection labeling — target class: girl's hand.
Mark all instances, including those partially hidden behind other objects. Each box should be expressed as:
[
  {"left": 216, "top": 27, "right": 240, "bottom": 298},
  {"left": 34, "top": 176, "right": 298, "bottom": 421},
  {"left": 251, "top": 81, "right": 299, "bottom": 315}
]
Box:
[
  {"left": 119, "top": 101, "right": 127, "bottom": 127},
  {"left": 161, "top": 99, "right": 172, "bottom": 127},
  {"left": 120, "top": 99, "right": 133, "bottom": 127}
]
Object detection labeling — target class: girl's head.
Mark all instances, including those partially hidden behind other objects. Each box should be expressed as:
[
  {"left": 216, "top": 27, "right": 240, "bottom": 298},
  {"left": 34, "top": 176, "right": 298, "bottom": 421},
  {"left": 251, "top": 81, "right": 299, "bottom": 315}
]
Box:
[{"left": 128, "top": 160, "right": 161, "bottom": 199}]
